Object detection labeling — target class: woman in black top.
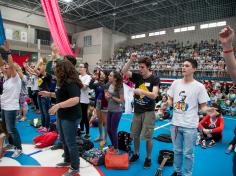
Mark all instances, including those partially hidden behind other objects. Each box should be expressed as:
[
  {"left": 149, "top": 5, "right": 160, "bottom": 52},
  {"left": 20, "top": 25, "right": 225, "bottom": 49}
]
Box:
[{"left": 39, "top": 60, "right": 82, "bottom": 176}]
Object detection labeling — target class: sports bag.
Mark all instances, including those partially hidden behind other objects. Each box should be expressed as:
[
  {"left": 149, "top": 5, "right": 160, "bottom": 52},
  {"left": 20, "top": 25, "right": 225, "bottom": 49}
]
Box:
[
  {"left": 82, "top": 148, "right": 105, "bottom": 166},
  {"left": 105, "top": 152, "right": 129, "bottom": 170}
]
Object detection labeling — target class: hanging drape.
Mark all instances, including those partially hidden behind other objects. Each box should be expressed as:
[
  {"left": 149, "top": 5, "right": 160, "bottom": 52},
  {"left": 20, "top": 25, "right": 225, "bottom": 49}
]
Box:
[{"left": 41, "top": 0, "right": 75, "bottom": 56}]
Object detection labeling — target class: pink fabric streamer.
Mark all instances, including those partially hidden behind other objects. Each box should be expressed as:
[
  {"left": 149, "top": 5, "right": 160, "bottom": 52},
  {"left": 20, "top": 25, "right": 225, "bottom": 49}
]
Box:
[{"left": 41, "top": 0, "right": 75, "bottom": 56}]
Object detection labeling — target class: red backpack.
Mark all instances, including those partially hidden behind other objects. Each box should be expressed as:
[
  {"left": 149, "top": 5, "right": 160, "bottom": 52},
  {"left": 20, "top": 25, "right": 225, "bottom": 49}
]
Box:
[{"left": 33, "top": 131, "right": 58, "bottom": 148}]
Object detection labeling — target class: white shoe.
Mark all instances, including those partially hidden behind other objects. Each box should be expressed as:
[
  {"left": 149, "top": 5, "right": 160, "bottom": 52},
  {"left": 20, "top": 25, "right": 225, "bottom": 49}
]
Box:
[{"left": 11, "top": 149, "right": 22, "bottom": 158}]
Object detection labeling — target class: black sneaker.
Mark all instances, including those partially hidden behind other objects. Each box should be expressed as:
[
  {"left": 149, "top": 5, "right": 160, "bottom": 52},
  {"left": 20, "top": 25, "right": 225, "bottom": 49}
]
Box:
[
  {"left": 51, "top": 143, "right": 63, "bottom": 150},
  {"left": 129, "top": 154, "right": 139, "bottom": 163},
  {"left": 171, "top": 172, "right": 182, "bottom": 176},
  {"left": 56, "top": 162, "right": 70, "bottom": 167},
  {"left": 84, "top": 134, "right": 91, "bottom": 140},
  {"left": 143, "top": 158, "right": 151, "bottom": 169}
]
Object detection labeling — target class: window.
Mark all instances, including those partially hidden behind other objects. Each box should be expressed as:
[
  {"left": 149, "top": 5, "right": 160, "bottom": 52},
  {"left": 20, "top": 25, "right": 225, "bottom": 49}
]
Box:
[
  {"left": 148, "top": 30, "right": 166, "bottom": 37},
  {"left": 84, "top": 35, "right": 92, "bottom": 47},
  {"left": 35, "top": 29, "right": 51, "bottom": 45},
  {"left": 131, "top": 34, "right": 146, "bottom": 39},
  {"left": 200, "top": 21, "right": 226, "bottom": 29}
]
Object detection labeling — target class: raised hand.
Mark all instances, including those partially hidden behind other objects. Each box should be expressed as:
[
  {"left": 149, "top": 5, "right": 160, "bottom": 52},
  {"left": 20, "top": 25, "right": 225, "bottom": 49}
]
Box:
[
  {"left": 0, "top": 41, "right": 10, "bottom": 51},
  {"left": 219, "top": 26, "right": 234, "bottom": 49}
]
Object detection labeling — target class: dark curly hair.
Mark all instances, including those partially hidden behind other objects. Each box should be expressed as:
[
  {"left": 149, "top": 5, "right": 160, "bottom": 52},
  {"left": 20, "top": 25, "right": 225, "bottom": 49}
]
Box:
[{"left": 55, "top": 60, "right": 82, "bottom": 88}]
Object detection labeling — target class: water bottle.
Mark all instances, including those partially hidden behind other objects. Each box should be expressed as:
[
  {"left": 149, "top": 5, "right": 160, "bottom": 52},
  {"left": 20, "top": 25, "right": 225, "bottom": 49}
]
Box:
[{"left": 100, "top": 141, "right": 104, "bottom": 150}]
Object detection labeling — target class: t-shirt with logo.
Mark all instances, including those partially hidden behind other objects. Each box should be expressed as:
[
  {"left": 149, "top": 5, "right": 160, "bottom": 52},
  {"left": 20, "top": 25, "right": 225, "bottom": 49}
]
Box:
[
  {"left": 130, "top": 72, "right": 160, "bottom": 113},
  {"left": 167, "top": 79, "right": 210, "bottom": 128},
  {"left": 38, "top": 73, "right": 52, "bottom": 91}
]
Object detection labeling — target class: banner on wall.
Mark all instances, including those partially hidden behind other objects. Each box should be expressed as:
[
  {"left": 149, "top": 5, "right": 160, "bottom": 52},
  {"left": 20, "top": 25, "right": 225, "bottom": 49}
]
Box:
[{"left": 21, "top": 31, "right": 27, "bottom": 42}]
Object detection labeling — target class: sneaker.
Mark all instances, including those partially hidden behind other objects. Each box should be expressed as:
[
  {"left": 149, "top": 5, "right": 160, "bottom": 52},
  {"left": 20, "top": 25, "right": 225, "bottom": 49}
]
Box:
[
  {"left": 129, "top": 154, "right": 139, "bottom": 163},
  {"left": 51, "top": 143, "right": 63, "bottom": 150},
  {"left": 84, "top": 134, "right": 91, "bottom": 140},
  {"left": 225, "top": 145, "right": 233, "bottom": 154},
  {"left": 4, "top": 144, "right": 14, "bottom": 150},
  {"left": 200, "top": 140, "right": 206, "bottom": 149},
  {"left": 38, "top": 127, "right": 48, "bottom": 133},
  {"left": 56, "top": 162, "right": 71, "bottom": 167},
  {"left": 37, "top": 126, "right": 43, "bottom": 131},
  {"left": 94, "top": 136, "right": 103, "bottom": 142},
  {"left": 62, "top": 167, "right": 79, "bottom": 176},
  {"left": 143, "top": 158, "right": 151, "bottom": 169},
  {"left": 80, "top": 130, "right": 85, "bottom": 135},
  {"left": 11, "top": 149, "right": 22, "bottom": 158},
  {"left": 208, "top": 140, "right": 216, "bottom": 147},
  {"left": 171, "top": 172, "right": 182, "bottom": 176}
]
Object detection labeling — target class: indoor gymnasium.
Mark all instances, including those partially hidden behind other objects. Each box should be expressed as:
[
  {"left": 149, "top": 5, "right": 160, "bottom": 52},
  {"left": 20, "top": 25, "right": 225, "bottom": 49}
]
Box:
[{"left": 0, "top": 0, "right": 235, "bottom": 176}]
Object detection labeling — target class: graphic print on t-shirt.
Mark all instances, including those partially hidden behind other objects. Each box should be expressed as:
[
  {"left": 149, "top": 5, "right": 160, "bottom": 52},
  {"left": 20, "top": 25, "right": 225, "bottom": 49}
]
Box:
[
  {"left": 38, "top": 77, "right": 43, "bottom": 87},
  {"left": 135, "top": 82, "right": 150, "bottom": 106},
  {"left": 174, "top": 90, "right": 189, "bottom": 112}
]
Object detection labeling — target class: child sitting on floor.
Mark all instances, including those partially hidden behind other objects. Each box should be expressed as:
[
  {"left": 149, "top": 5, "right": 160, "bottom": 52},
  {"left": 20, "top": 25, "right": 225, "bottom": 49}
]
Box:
[{"left": 198, "top": 103, "right": 224, "bottom": 149}]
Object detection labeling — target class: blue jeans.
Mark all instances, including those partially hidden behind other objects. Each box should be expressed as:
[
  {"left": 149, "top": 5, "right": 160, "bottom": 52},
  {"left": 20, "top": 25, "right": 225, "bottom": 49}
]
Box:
[
  {"left": 37, "top": 96, "right": 51, "bottom": 128},
  {"left": 170, "top": 125, "right": 197, "bottom": 176},
  {"left": 2, "top": 110, "right": 22, "bottom": 150},
  {"left": 57, "top": 118, "right": 80, "bottom": 170}
]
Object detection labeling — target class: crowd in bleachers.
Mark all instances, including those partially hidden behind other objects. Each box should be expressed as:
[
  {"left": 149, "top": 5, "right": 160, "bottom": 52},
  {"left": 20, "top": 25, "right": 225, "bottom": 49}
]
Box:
[{"left": 101, "top": 39, "right": 230, "bottom": 75}]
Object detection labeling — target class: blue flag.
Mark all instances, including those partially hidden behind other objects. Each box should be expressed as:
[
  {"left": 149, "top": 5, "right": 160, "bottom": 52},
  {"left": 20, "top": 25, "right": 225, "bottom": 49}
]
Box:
[{"left": 0, "top": 11, "right": 6, "bottom": 45}]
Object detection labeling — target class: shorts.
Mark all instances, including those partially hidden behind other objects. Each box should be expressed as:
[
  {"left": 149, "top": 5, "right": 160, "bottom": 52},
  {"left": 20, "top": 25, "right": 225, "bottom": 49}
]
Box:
[
  {"left": 130, "top": 111, "right": 156, "bottom": 141},
  {"left": 96, "top": 100, "right": 102, "bottom": 110},
  {"left": 19, "top": 94, "right": 27, "bottom": 110}
]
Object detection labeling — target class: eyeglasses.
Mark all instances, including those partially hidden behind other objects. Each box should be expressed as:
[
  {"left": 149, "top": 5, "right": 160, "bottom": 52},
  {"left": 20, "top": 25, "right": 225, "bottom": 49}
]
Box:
[{"left": 79, "top": 66, "right": 85, "bottom": 68}]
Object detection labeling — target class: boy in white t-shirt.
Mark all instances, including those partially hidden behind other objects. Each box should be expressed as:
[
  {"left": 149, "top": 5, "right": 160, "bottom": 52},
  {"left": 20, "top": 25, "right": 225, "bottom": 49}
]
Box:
[{"left": 167, "top": 58, "right": 211, "bottom": 176}]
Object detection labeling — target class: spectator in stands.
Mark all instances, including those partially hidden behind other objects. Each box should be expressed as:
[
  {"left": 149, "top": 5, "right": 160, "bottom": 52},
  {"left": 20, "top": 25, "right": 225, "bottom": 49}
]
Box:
[
  {"left": 198, "top": 104, "right": 224, "bottom": 149},
  {"left": 122, "top": 54, "right": 159, "bottom": 168},
  {"left": 219, "top": 26, "right": 236, "bottom": 176},
  {"left": 39, "top": 60, "right": 82, "bottom": 176},
  {"left": 167, "top": 58, "right": 211, "bottom": 176},
  {"left": 0, "top": 41, "right": 22, "bottom": 158}
]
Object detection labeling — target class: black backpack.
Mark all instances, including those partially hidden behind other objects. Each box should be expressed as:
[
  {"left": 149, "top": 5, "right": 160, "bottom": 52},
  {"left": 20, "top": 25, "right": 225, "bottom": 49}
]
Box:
[{"left": 118, "top": 131, "right": 132, "bottom": 152}]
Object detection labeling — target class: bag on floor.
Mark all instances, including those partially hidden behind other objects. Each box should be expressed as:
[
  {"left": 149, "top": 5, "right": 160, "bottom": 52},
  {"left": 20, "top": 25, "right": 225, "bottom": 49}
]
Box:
[
  {"left": 33, "top": 131, "right": 58, "bottom": 148},
  {"left": 158, "top": 150, "right": 174, "bottom": 166},
  {"left": 105, "top": 152, "right": 129, "bottom": 170},
  {"left": 76, "top": 137, "right": 94, "bottom": 156},
  {"left": 30, "top": 118, "right": 42, "bottom": 128},
  {"left": 118, "top": 131, "right": 132, "bottom": 152},
  {"left": 153, "top": 134, "right": 172, "bottom": 143},
  {"left": 82, "top": 148, "right": 105, "bottom": 166}
]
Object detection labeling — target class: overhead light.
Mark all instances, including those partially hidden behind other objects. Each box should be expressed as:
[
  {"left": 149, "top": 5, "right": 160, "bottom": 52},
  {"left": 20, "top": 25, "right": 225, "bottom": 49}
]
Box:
[{"left": 62, "top": 0, "right": 73, "bottom": 3}]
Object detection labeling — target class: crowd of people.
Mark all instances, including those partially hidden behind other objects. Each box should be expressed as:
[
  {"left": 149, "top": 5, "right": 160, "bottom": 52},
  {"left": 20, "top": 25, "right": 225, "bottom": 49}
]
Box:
[{"left": 0, "top": 25, "right": 235, "bottom": 176}]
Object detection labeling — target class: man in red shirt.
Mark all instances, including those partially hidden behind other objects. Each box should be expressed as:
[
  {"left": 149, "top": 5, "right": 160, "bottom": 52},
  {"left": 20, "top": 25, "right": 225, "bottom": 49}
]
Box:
[{"left": 198, "top": 104, "right": 224, "bottom": 148}]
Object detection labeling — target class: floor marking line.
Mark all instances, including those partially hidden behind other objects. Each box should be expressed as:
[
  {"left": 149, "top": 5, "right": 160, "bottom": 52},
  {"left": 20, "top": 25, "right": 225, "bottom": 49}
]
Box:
[{"left": 154, "top": 122, "right": 171, "bottom": 130}]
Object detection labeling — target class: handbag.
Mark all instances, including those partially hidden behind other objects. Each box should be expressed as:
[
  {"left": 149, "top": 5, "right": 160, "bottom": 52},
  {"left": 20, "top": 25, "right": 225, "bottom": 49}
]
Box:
[{"left": 105, "top": 152, "right": 129, "bottom": 170}]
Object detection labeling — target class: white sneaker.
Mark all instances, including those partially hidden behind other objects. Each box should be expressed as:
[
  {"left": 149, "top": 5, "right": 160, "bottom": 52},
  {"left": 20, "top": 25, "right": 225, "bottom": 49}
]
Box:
[
  {"left": 11, "top": 149, "right": 22, "bottom": 158},
  {"left": 4, "top": 144, "right": 14, "bottom": 150}
]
